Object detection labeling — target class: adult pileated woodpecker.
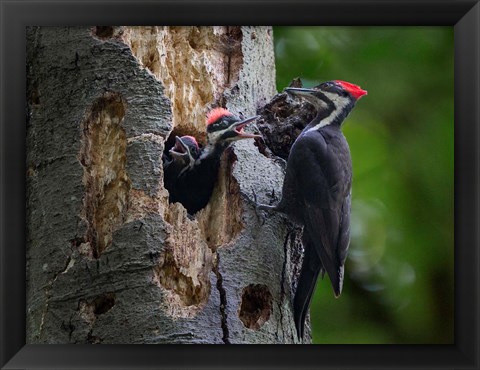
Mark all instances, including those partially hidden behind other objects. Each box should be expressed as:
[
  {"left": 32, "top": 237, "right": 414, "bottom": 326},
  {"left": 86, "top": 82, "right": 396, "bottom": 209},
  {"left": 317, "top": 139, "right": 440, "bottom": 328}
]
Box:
[
  {"left": 164, "top": 135, "right": 201, "bottom": 204},
  {"left": 173, "top": 108, "right": 261, "bottom": 215},
  {"left": 256, "top": 80, "right": 367, "bottom": 339}
]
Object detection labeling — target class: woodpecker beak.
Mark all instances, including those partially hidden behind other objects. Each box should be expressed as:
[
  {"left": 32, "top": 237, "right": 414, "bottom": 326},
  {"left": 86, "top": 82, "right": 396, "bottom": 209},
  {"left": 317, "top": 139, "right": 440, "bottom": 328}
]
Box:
[
  {"left": 285, "top": 87, "right": 317, "bottom": 96},
  {"left": 230, "top": 115, "right": 262, "bottom": 139},
  {"left": 284, "top": 87, "right": 321, "bottom": 102},
  {"left": 169, "top": 136, "right": 190, "bottom": 160},
  {"left": 285, "top": 87, "right": 326, "bottom": 109}
]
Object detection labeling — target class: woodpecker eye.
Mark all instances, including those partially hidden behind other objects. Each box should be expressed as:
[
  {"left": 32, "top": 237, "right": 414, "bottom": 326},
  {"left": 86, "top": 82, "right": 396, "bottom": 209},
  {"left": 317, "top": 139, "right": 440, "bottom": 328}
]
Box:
[
  {"left": 321, "top": 82, "right": 334, "bottom": 91},
  {"left": 220, "top": 118, "right": 230, "bottom": 129}
]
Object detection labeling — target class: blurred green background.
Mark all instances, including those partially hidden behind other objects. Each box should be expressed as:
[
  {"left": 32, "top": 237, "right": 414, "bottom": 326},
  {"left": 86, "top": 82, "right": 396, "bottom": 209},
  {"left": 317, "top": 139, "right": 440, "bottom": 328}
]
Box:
[{"left": 273, "top": 27, "right": 454, "bottom": 344}]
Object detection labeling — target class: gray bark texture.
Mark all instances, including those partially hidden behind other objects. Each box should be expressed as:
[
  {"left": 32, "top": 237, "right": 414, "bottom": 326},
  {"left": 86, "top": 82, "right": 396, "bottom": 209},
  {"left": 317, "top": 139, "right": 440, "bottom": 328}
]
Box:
[{"left": 26, "top": 26, "right": 311, "bottom": 344}]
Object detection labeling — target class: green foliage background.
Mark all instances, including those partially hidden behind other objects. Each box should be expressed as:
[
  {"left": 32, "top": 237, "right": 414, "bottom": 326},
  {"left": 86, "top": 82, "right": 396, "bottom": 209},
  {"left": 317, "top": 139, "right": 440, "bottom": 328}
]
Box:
[{"left": 273, "top": 27, "right": 454, "bottom": 344}]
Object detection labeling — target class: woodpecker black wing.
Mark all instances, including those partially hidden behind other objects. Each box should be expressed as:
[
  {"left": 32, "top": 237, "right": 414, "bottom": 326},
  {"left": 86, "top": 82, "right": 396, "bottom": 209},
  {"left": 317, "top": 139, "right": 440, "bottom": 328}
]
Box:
[
  {"left": 337, "top": 191, "right": 351, "bottom": 268},
  {"left": 285, "top": 129, "right": 350, "bottom": 339},
  {"left": 303, "top": 204, "right": 344, "bottom": 296},
  {"left": 293, "top": 128, "right": 352, "bottom": 297}
]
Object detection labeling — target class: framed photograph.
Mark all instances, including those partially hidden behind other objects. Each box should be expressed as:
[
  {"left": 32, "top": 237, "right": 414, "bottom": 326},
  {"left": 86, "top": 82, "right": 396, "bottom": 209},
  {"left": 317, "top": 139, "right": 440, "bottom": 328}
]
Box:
[{"left": 1, "top": 0, "right": 479, "bottom": 369}]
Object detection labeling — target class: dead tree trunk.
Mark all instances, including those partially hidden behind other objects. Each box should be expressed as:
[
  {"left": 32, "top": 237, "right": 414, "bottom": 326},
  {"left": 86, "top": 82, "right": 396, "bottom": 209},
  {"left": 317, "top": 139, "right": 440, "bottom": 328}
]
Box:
[{"left": 26, "top": 26, "right": 310, "bottom": 344}]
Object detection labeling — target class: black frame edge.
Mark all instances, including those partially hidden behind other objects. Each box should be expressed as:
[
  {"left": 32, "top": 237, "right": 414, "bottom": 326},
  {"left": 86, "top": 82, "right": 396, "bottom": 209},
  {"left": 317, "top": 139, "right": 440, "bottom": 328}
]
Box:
[
  {"left": 454, "top": 1, "right": 480, "bottom": 368},
  {"left": 1, "top": 0, "right": 28, "bottom": 369},
  {"left": 1, "top": 0, "right": 479, "bottom": 369}
]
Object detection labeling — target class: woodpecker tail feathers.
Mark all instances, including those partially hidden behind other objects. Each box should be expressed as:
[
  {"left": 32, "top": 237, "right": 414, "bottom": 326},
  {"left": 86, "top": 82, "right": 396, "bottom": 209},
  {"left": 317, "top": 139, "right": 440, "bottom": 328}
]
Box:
[{"left": 293, "top": 239, "right": 322, "bottom": 340}]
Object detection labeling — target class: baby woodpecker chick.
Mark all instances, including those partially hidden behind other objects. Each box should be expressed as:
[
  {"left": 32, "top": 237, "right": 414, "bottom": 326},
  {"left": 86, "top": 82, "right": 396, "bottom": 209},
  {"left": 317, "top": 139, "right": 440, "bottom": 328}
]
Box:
[
  {"left": 164, "top": 135, "right": 201, "bottom": 204},
  {"left": 172, "top": 108, "right": 261, "bottom": 215}
]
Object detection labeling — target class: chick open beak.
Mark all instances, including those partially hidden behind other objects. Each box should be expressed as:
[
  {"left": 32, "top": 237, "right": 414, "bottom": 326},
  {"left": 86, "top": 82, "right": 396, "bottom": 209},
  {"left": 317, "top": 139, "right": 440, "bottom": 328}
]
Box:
[
  {"left": 169, "top": 136, "right": 189, "bottom": 159},
  {"left": 231, "top": 115, "right": 262, "bottom": 139}
]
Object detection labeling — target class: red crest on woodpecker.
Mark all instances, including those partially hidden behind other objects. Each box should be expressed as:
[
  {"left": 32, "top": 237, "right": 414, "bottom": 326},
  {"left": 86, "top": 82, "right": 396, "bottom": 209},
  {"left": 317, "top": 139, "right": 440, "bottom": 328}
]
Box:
[
  {"left": 335, "top": 80, "right": 368, "bottom": 100},
  {"left": 206, "top": 108, "right": 233, "bottom": 126}
]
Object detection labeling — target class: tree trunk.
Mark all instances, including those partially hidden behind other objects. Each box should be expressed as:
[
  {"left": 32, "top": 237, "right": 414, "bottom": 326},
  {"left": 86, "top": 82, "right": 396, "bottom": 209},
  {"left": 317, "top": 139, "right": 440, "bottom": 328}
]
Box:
[{"left": 26, "top": 26, "right": 310, "bottom": 344}]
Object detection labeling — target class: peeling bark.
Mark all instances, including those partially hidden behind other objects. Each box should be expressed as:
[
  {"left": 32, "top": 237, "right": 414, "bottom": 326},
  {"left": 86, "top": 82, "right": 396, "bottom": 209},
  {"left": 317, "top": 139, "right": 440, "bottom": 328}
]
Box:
[{"left": 26, "top": 26, "right": 310, "bottom": 344}]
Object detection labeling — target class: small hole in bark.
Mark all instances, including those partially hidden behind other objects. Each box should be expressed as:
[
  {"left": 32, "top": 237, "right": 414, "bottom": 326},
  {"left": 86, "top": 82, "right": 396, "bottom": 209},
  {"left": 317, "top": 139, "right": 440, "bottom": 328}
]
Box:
[
  {"left": 78, "top": 292, "right": 116, "bottom": 327},
  {"left": 239, "top": 284, "right": 273, "bottom": 330},
  {"left": 93, "top": 292, "right": 116, "bottom": 315},
  {"left": 94, "top": 26, "right": 114, "bottom": 39}
]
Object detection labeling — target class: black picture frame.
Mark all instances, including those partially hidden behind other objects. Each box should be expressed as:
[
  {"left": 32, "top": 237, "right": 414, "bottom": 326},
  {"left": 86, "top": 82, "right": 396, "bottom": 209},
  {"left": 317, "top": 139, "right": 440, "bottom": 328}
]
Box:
[{"left": 1, "top": 0, "right": 478, "bottom": 369}]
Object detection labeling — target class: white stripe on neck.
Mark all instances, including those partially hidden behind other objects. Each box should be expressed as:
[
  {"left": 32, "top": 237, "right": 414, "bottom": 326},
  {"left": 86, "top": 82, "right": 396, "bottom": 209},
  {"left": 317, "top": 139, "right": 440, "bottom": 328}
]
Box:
[{"left": 306, "top": 92, "right": 350, "bottom": 132}]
